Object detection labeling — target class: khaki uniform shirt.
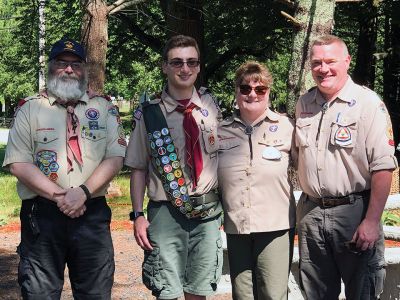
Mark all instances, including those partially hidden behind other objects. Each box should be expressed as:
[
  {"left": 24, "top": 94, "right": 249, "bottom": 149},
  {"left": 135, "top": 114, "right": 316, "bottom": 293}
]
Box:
[
  {"left": 218, "top": 108, "right": 296, "bottom": 234},
  {"left": 125, "top": 87, "right": 220, "bottom": 201},
  {"left": 3, "top": 90, "right": 126, "bottom": 200},
  {"left": 295, "top": 77, "right": 398, "bottom": 198}
]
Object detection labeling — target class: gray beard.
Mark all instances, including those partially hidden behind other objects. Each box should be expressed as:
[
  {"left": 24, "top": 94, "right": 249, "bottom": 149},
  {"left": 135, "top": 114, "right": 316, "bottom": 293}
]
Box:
[{"left": 47, "top": 74, "right": 87, "bottom": 102}]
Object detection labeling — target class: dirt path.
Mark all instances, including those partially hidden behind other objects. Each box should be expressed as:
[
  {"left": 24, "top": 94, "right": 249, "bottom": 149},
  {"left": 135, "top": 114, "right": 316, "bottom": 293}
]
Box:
[{"left": 0, "top": 222, "right": 231, "bottom": 300}]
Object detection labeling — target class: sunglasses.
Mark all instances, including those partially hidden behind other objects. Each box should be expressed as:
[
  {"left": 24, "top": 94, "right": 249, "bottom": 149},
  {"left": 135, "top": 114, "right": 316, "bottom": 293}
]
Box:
[
  {"left": 239, "top": 85, "right": 268, "bottom": 96},
  {"left": 54, "top": 60, "right": 84, "bottom": 71},
  {"left": 168, "top": 59, "right": 200, "bottom": 68}
]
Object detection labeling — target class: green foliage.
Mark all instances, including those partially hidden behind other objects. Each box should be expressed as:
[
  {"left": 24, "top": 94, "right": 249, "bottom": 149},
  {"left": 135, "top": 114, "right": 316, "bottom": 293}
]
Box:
[{"left": 381, "top": 210, "right": 400, "bottom": 226}]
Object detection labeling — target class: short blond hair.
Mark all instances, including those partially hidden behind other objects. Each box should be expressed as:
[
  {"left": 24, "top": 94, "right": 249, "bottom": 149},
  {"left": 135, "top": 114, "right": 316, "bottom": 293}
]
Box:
[
  {"left": 311, "top": 34, "right": 349, "bottom": 56},
  {"left": 234, "top": 61, "right": 273, "bottom": 88}
]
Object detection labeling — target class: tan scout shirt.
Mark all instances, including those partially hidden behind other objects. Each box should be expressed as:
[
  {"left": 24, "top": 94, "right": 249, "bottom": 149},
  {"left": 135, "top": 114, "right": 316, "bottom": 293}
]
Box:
[
  {"left": 3, "top": 91, "right": 126, "bottom": 200},
  {"left": 218, "top": 108, "right": 296, "bottom": 234},
  {"left": 125, "top": 87, "right": 220, "bottom": 201},
  {"left": 295, "top": 77, "right": 398, "bottom": 198}
]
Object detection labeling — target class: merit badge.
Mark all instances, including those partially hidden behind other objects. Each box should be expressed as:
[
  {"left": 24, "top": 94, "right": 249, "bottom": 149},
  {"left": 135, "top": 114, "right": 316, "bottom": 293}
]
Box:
[
  {"left": 164, "top": 136, "right": 172, "bottom": 144},
  {"left": 200, "top": 108, "right": 209, "bottom": 117},
  {"left": 164, "top": 183, "right": 170, "bottom": 192},
  {"left": 172, "top": 161, "right": 180, "bottom": 169},
  {"left": 178, "top": 178, "right": 185, "bottom": 186},
  {"left": 147, "top": 133, "right": 153, "bottom": 141},
  {"left": 167, "top": 173, "right": 175, "bottom": 181},
  {"left": 161, "top": 175, "right": 167, "bottom": 183},
  {"left": 150, "top": 141, "right": 156, "bottom": 149},
  {"left": 153, "top": 131, "right": 161, "bottom": 139},
  {"left": 151, "top": 149, "right": 158, "bottom": 157},
  {"left": 185, "top": 203, "right": 192, "bottom": 211},
  {"left": 49, "top": 162, "right": 59, "bottom": 172},
  {"left": 161, "top": 156, "right": 170, "bottom": 164},
  {"left": 173, "top": 190, "right": 181, "bottom": 198},
  {"left": 180, "top": 207, "right": 187, "bottom": 214},
  {"left": 133, "top": 108, "right": 142, "bottom": 120},
  {"left": 169, "top": 153, "right": 177, "bottom": 161},
  {"left": 167, "top": 144, "right": 175, "bottom": 152},
  {"left": 174, "top": 169, "right": 182, "bottom": 178},
  {"left": 155, "top": 138, "right": 164, "bottom": 147},
  {"left": 180, "top": 186, "right": 187, "bottom": 194},
  {"left": 269, "top": 125, "right": 278, "bottom": 132},
  {"left": 334, "top": 126, "right": 352, "bottom": 146},
  {"left": 49, "top": 173, "right": 58, "bottom": 182},
  {"left": 161, "top": 128, "right": 169, "bottom": 136},
  {"left": 348, "top": 99, "right": 356, "bottom": 107},
  {"left": 88, "top": 121, "right": 99, "bottom": 130},
  {"left": 262, "top": 146, "right": 282, "bottom": 160},
  {"left": 158, "top": 147, "right": 166, "bottom": 155},
  {"left": 155, "top": 158, "right": 161, "bottom": 166},
  {"left": 164, "top": 164, "right": 172, "bottom": 173},
  {"left": 175, "top": 198, "right": 183, "bottom": 207},
  {"left": 170, "top": 181, "right": 178, "bottom": 189},
  {"left": 85, "top": 108, "right": 100, "bottom": 120}
]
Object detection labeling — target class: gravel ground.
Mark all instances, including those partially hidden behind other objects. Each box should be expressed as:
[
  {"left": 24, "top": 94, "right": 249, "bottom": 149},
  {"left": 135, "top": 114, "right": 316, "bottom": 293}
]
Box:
[{"left": 0, "top": 225, "right": 231, "bottom": 300}]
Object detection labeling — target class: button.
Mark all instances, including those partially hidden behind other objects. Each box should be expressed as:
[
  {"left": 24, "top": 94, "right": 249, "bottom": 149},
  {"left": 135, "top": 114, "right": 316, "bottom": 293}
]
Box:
[
  {"left": 93, "top": 136, "right": 96, "bottom": 139},
  {"left": 43, "top": 137, "right": 47, "bottom": 142}
]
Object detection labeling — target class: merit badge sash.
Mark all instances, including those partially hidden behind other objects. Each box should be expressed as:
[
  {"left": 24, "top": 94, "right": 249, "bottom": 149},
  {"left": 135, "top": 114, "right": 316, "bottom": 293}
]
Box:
[{"left": 140, "top": 92, "right": 220, "bottom": 219}]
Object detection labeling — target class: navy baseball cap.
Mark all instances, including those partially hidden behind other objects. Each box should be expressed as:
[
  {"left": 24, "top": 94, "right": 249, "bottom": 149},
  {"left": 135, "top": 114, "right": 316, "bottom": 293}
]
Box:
[{"left": 49, "top": 38, "right": 86, "bottom": 61}]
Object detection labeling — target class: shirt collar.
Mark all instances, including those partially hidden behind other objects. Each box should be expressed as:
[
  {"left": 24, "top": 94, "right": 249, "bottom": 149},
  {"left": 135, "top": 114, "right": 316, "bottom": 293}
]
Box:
[
  {"left": 43, "top": 89, "right": 89, "bottom": 106},
  {"left": 161, "top": 86, "right": 203, "bottom": 113},
  {"left": 314, "top": 76, "right": 354, "bottom": 106},
  {"left": 233, "top": 107, "right": 278, "bottom": 127}
]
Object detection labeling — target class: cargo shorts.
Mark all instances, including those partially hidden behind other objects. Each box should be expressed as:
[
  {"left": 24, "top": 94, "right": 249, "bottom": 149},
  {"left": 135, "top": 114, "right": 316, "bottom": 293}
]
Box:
[{"left": 142, "top": 201, "right": 223, "bottom": 299}]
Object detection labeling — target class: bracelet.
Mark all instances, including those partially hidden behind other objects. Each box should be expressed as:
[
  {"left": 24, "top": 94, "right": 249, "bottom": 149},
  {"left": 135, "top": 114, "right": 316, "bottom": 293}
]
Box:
[{"left": 79, "top": 184, "right": 91, "bottom": 201}]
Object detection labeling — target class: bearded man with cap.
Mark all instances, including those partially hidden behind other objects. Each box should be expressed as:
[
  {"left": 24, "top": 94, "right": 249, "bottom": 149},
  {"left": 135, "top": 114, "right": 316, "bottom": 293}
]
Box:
[{"left": 2, "top": 38, "right": 126, "bottom": 299}]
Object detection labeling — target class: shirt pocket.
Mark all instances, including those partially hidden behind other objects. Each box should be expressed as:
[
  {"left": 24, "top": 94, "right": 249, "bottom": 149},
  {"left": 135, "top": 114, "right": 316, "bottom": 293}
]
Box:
[
  {"left": 330, "top": 117, "right": 358, "bottom": 148},
  {"left": 218, "top": 140, "right": 241, "bottom": 168},
  {"left": 34, "top": 131, "right": 59, "bottom": 149},
  {"left": 82, "top": 129, "right": 107, "bottom": 160},
  {"left": 295, "top": 118, "right": 313, "bottom": 148},
  {"left": 201, "top": 123, "right": 218, "bottom": 154}
]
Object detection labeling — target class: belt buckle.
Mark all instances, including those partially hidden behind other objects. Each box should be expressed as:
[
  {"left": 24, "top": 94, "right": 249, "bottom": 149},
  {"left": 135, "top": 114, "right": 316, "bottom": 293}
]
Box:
[{"left": 321, "top": 198, "right": 334, "bottom": 208}]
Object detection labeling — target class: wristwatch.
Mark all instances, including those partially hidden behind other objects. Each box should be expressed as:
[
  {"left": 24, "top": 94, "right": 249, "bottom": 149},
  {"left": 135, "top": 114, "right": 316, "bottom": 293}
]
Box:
[{"left": 129, "top": 211, "right": 145, "bottom": 221}]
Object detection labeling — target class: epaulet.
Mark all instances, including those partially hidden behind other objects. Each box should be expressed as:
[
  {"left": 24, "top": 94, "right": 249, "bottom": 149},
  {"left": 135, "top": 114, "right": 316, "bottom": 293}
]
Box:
[
  {"left": 198, "top": 86, "right": 210, "bottom": 95},
  {"left": 220, "top": 115, "right": 235, "bottom": 126},
  {"left": 18, "top": 95, "right": 40, "bottom": 107},
  {"left": 139, "top": 91, "right": 161, "bottom": 108},
  {"left": 86, "top": 89, "right": 110, "bottom": 100},
  {"left": 198, "top": 86, "right": 221, "bottom": 112}
]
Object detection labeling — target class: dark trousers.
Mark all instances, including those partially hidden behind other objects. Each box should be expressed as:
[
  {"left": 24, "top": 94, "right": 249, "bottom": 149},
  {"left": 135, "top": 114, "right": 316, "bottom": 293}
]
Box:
[
  {"left": 18, "top": 196, "right": 114, "bottom": 300},
  {"left": 297, "top": 193, "right": 385, "bottom": 300}
]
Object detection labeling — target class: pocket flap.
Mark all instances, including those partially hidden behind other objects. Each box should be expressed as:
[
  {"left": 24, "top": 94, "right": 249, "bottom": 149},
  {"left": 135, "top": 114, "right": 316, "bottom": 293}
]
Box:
[
  {"left": 219, "top": 140, "right": 240, "bottom": 150},
  {"left": 35, "top": 131, "right": 58, "bottom": 144},
  {"left": 83, "top": 130, "right": 106, "bottom": 142},
  {"left": 296, "top": 118, "right": 313, "bottom": 129},
  {"left": 334, "top": 117, "right": 357, "bottom": 127}
]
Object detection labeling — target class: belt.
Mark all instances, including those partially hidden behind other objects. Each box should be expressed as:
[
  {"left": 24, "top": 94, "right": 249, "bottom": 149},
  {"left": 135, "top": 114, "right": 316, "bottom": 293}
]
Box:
[
  {"left": 190, "top": 189, "right": 220, "bottom": 206},
  {"left": 29, "top": 195, "right": 105, "bottom": 206},
  {"left": 307, "top": 190, "right": 370, "bottom": 208}
]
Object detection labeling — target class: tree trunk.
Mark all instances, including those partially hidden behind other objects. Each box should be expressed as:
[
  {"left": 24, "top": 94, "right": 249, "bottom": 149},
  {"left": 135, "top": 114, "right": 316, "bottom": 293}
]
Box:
[
  {"left": 160, "top": 0, "right": 205, "bottom": 86},
  {"left": 38, "top": 0, "right": 46, "bottom": 92},
  {"left": 81, "top": 0, "right": 109, "bottom": 94},
  {"left": 352, "top": 0, "right": 377, "bottom": 88},
  {"left": 286, "top": 0, "right": 336, "bottom": 116},
  {"left": 383, "top": 0, "right": 400, "bottom": 163}
]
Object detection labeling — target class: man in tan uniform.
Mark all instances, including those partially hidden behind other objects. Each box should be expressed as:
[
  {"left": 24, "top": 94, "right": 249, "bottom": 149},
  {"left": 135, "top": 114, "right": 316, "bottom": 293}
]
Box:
[
  {"left": 3, "top": 38, "right": 125, "bottom": 299},
  {"left": 218, "top": 61, "right": 296, "bottom": 299},
  {"left": 295, "top": 35, "right": 398, "bottom": 300},
  {"left": 125, "top": 35, "right": 222, "bottom": 300}
]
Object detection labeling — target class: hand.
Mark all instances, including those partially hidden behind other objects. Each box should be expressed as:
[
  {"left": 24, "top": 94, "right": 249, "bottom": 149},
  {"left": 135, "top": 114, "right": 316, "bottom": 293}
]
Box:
[
  {"left": 133, "top": 216, "right": 153, "bottom": 251},
  {"left": 69, "top": 205, "right": 87, "bottom": 219},
  {"left": 352, "top": 218, "right": 380, "bottom": 251},
  {"left": 57, "top": 187, "right": 87, "bottom": 217}
]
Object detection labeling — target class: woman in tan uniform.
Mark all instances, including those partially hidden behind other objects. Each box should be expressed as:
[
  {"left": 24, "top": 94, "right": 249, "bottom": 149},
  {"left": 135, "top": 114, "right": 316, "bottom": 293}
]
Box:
[{"left": 218, "top": 61, "right": 296, "bottom": 300}]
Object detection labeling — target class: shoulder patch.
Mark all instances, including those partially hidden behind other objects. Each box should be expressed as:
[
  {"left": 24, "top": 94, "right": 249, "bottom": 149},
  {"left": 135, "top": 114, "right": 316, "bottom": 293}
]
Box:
[
  {"left": 199, "top": 87, "right": 221, "bottom": 112},
  {"left": 133, "top": 107, "right": 143, "bottom": 120},
  {"left": 108, "top": 105, "right": 120, "bottom": 116}
]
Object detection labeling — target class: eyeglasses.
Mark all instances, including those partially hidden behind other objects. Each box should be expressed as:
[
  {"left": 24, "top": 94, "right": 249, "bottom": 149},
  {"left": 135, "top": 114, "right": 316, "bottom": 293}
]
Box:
[
  {"left": 239, "top": 85, "right": 268, "bottom": 96},
  {"left": 168, "top": 59, "right": 200, "bottom": 69},
  {"left": 54, "top": 60, "right": 84, "bottom": 70}
]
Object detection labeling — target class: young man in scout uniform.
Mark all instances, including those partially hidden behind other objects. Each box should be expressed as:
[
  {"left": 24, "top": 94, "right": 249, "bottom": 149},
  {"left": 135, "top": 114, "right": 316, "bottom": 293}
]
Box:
[
  {"left": 125, "top": 35, "right": 222, "bottom": 300},
  {"left": 3, "top": 38, "right": 126, "bottom": 299},
  {"left": 295, "top": 34, "right": 398, "bottom": 299}
]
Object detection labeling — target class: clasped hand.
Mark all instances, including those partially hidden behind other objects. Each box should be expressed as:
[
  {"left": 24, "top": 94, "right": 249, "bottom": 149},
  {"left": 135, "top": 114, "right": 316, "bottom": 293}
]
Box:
[{"left": 54, "top": 187, "right": 87, "bottom": 218}]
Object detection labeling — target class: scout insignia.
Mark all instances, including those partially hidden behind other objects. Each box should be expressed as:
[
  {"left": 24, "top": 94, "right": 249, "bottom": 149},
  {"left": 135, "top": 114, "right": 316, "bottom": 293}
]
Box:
[
  {"left": 85, "top": 108, "right": 100, "bottom": 120},
  {"left": 262, "top": 146, "right": 282, "bottom": 160},
  {"left": 348, "top": 99, "right": 356, "bottom": 107},
  {"left": 200, "top": 108, "right": 209, "bottom": 117},
  {"left": 161, "top": 128, "right": 169, "bottom": 135},
  {"left": 108, "top": 106, "right": 119, "bottom": 116},
  {"left": 269, "top": 125, "right": 278, "bottom": 132},
  {"left": 133, "top": 108, "right": 143, "bottom": 120},
  {"left": 334, "top": 126, "right": 352, "bottom": 146},
  {"left": 88, "top": 121, "right": 99, "bottom": 130},
  {"left": 208, "top": 134, "right": 215, "bottom": 145}
]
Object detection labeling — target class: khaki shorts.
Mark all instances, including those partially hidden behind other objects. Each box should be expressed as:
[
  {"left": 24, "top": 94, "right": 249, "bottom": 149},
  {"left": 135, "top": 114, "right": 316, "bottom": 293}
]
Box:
[{"left": 143, "top": 201, "right": 223, "bottom": 299}]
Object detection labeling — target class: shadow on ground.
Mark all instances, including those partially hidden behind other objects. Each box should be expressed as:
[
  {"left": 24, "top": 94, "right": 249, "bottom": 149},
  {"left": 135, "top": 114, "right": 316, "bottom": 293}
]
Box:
[{"left": 0, "top": 248, "right": 20, "bottom": 299}]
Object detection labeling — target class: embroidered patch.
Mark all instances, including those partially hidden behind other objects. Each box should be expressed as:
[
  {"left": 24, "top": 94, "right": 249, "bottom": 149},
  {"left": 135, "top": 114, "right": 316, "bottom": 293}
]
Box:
[
  {"left": 208, "top": 134, "right": 215, "bottom": 145},
  {"left": 200, "top": 108, "right": 209, "bottom": 117},
  {"left": 118, "top": 125, "right": 125, "bottom": 139},
  {"left": 133, "top": 108, "right": 143, "bottom": 120},
  {"left": 269, "top": 125, "right": 278, "bottom": 132},
  {"left": 118, "top": 138, "right": 127, "bottom": 146},
  {"left": 88, "top": 121, "right": 99, "bottom": 130},
  {"left": 108, "top": 106, "right": 119, "bottom": 116},
  {"left": 36, "top": 150, "right": 59, "bottom": 181},
  {"left": 334, "top": 126, "right": 352, "bottom": 146},
  {"left": 85, "top": 108, "right": 100, "bottom": 120}
]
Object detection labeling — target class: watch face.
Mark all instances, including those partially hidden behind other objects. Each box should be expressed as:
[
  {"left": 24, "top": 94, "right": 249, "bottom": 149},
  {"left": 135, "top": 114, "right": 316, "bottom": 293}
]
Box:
[{"left": 130, "top": 211, "right": 144, "bottom": 221}]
